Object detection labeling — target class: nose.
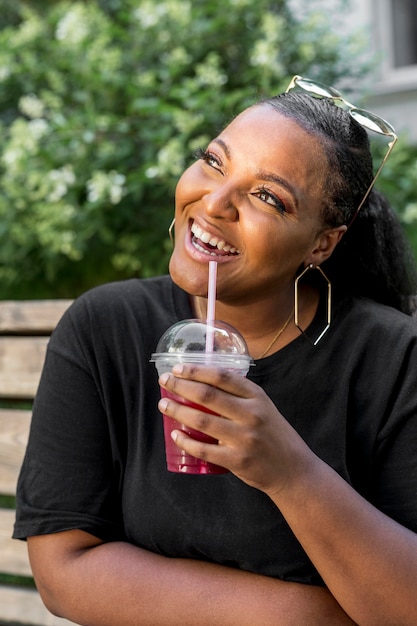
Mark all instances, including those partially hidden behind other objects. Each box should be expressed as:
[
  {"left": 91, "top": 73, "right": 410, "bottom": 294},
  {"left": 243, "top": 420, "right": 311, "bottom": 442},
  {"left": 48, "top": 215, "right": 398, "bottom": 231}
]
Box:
[{"left": 202, "top": 182, "right": 239, "bottom": 221}]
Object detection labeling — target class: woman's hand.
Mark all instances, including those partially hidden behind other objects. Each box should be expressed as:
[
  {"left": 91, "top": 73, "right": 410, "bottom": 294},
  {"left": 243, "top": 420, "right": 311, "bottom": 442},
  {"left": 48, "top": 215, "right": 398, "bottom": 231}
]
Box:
[{"left": 158, "top": 363, "right": 312, "bottom": 496}]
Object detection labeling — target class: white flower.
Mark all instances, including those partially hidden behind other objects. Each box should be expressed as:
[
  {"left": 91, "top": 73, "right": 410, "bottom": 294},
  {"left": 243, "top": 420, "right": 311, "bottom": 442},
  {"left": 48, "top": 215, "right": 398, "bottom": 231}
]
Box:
[
  {"left": 27, "top": 119, "right": 50, "bottom": 140},
  {"left": 195, "top": 53, "right": 228, "bottom": 88},
  {"left": 0, "top": 66, "right": 11, "bottom": 81},
  {"left": 173, "top": 110, "right": 204, "bottom": 134},
  {"left": 82, "top": 130, "right": 95, "bottom": 144},
  {"left": 134, "top": 0, "right": 191, "bottom": 28},
  {"left": 133, "top": 3, "right": 167, "bottom": 28},
  {"left": 86, "top": 170, "right": 126, "bottom": 204},
  {"left": 145, "top": 166, "right": 159, "bottom": 179},
  {"left": 402, "top": 203, "right": 417, "bottom": 224},
  {"left": 55, "top": 5, "right": 90, "bottom": 43},
  {"left": 250, "top": 13, "right": 285, "bottom": 69},
  {"left": 2, "top": 147, "right": 22, "bottom": 168},
  {"left": 157, "top": 138, "right": 184, "bottom": 176},
  {"left": 2, "top": 118, "right": 50, "bottom": 171},
  {"left": 19, "top": 94, "right": 46, "bottom": 119},
  {"left": 87, "top": 173, "right": 105, "bottom": 203},
  {"left": 47, "top": 166, "right": 76, "bottom": 202},
  {"left": 108, "top": 171, "right": 126, "bottom": 204}
]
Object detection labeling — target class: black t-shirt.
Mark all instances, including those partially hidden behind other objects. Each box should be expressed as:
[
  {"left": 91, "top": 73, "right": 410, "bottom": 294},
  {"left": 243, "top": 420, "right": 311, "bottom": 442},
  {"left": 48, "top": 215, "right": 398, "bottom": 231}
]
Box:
[{"left": 13, "top": 275, "right": 417, "bottom": 585}]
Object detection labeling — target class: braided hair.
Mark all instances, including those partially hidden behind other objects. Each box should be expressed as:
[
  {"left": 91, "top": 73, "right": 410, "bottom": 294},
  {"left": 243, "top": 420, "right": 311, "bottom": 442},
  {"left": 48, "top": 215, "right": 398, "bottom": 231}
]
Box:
[{"left": 262, "top": 93, "right": 417, "bottom": 315}]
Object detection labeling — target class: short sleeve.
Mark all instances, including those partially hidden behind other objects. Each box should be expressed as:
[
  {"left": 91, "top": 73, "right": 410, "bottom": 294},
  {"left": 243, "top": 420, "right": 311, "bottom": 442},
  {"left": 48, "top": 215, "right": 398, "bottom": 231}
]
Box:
[{"left": 13, "top": 298, "right": 125, "bottom": 541}]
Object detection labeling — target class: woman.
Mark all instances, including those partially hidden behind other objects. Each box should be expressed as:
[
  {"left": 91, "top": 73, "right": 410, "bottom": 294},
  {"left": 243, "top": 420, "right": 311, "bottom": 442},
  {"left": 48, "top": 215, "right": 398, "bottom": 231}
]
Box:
[{"left": 14, "top": 76, "right": 417, "bottom": 625}]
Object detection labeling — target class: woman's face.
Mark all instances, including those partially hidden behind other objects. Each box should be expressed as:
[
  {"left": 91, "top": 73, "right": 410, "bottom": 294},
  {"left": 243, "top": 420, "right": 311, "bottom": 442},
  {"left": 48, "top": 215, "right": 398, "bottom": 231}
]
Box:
[{"left": 170, "top": 104, "right": 332, "bottom": 305}]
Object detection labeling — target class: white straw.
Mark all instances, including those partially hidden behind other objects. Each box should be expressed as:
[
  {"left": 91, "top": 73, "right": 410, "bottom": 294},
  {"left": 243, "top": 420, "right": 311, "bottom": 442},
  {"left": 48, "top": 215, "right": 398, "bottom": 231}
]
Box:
[{"left": 205, "top": 261, "right": 217, "bottom": 352}]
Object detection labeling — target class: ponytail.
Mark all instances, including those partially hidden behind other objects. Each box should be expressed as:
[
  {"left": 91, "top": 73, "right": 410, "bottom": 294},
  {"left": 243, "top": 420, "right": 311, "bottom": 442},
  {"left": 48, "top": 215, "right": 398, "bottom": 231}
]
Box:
[{"left": 323, "top": 189, "right": 417, "bottom": 315}]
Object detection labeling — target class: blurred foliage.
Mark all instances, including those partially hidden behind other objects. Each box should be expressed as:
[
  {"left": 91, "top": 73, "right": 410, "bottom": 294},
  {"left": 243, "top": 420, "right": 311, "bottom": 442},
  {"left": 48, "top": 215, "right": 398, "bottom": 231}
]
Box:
[
  {"left": 373, "top": 137, "right": 417, "bottom": 257},
  {"left": 1, "top": 0, "right": 412, "bottom": 298}
]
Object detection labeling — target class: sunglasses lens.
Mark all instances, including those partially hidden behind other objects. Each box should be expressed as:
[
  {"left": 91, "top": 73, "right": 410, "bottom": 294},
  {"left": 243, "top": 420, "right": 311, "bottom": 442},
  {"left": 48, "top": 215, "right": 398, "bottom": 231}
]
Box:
[
  {"left": 295, "top": 77, "right": 342, "bottom": 99},
  {"left": 350, "top": 108, "right": 396, "bottom": 136}
]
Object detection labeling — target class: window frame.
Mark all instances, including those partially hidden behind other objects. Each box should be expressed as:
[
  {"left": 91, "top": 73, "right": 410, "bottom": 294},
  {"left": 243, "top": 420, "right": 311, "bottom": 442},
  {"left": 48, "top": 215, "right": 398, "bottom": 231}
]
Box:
[{"left": 373, "top": 0, "right": 417, "bottom": 88}]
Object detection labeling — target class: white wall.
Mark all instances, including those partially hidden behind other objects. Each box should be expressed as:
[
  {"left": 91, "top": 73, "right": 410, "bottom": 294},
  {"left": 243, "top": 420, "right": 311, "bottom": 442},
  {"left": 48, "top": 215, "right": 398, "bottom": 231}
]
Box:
[{"left": 288, "top": 0, "right": 417, "bottom": 141}]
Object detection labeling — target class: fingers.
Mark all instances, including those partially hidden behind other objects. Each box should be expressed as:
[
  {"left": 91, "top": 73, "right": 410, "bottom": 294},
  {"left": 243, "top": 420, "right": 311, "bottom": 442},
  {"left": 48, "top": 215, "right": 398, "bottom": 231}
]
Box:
[
  {"left": 171, "top": 363, "right": 253, "bottom": 397},
  {"left": 158, "top": 389, "right": 235, "bottom": 443},
  {"left": 159, "top": 364, "right": 253, "bottom": 415},
  {"left": 157, "top": 372, "right": 238, "bottom": 471},
  {"left": 159, "top": 368, "right": 247, "bottom": 431},
  {"left": 170, "top": 428, "right": 231, "bottom": 470}
]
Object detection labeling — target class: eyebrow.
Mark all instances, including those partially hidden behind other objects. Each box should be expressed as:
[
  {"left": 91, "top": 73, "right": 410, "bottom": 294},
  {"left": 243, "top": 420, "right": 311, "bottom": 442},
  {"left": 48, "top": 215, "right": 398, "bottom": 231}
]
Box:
[
  {"left": 256, "top": 170, "right": 299, "bottom": 209},
  {"left": 213, "top": 138, "right": 231, "bottom": 159},
  {"left": 213, "top": 137, "right": 299, "bottom": 208}
]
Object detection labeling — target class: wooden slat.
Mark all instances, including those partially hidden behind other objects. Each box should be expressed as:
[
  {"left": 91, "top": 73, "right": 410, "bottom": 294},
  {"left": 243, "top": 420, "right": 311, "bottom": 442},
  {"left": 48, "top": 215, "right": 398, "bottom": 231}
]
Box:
[
  {"left": 0, "top": 409, "right": 31, "bottom": 495},
  {"left": 0, "top": 509, "right": 77, "bottom": 624},
  {"left": 0, "top": 337, "right": 48, "bottom": 399},
  {"left": 0, "top": 300, "right": 76, "bottom": 626},
  {"left": 0, "top": 584, "right": 76, "bottom": 625},
  {"left": 0, "top": 300, "right": 72, "bottom": 334},
  {"left": 0, "top": 509, "right": 32, "bottom": 577}
]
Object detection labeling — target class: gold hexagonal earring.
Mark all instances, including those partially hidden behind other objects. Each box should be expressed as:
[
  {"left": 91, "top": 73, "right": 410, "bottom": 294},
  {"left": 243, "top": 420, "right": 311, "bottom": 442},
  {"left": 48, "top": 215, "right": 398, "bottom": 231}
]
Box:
[
  {"left": 294, "top": 264, "right": 331, "bottom": 345},
  {"left": 168, "top": 218, "right": 175, "bottom": 246}
]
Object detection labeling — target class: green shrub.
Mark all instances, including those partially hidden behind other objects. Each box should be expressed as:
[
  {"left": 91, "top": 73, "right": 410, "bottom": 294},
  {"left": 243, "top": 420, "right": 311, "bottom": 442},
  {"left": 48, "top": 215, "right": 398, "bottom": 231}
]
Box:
[{"left": 0, "top": 0, "right": 380, "bottom": 297}]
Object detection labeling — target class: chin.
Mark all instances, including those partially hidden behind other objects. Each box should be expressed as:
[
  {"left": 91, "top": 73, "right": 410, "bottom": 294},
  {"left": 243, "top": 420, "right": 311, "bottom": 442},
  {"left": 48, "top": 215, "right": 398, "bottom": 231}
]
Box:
[{"left": 168, "top": 253, "right": 206, "bottom": 297}]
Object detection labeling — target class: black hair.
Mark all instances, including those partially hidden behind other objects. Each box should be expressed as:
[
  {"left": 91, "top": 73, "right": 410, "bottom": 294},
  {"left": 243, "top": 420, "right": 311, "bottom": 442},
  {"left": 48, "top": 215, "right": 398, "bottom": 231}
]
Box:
[{"left": 261, "top": 92, "right": 417, "bottom": 315}]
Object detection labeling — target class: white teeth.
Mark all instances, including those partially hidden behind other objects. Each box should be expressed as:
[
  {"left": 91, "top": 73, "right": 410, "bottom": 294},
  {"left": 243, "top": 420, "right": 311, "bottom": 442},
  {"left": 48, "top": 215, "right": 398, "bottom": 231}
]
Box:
[
  {"left": 193, "top": 241, "right": 221, "bottom": 256},
  {"left": 191, "top": 222, "right": 240, "bottom": 255}
]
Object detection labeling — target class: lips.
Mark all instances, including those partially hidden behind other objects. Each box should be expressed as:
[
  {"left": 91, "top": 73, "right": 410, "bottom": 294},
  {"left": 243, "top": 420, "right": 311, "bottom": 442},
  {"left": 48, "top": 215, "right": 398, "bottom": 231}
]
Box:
[{"left": 191, "top": 222, "right": 240, "bottom": 256}]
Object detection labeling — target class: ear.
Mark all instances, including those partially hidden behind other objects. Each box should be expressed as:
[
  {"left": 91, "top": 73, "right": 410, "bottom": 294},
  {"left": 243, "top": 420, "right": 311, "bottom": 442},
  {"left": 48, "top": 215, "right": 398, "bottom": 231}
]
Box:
[{"left": 305, "top": 225, "right": 347, "bottom": 267}]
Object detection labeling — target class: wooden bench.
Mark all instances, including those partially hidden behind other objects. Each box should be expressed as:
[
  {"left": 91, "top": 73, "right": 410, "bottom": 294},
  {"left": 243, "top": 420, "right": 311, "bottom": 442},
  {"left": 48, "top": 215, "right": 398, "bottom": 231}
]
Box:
[{"left": 0, "top": 299, "right": 77, "bottom": 626}]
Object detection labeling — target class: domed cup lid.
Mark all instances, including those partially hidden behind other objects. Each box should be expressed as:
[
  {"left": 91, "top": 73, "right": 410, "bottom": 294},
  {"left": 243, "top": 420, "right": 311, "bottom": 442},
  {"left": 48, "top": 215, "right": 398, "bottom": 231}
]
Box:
[{"left": 151, "top": 319, "right": 253, "bottom": 369}]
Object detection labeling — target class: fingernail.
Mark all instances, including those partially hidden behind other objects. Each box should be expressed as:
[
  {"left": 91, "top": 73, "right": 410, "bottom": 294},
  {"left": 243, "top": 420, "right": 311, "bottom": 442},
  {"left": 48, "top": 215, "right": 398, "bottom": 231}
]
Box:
[
  {"left": 171, "top": 430, "right": 178, "bottom": 442},
  {"left": 159, "top": 373, "right": 170, "bottom": 385},
  {"left": 159, "top": 399, "right": 168, "bottom": 412},
  {"left": 172, "top": 364, "right": 184, "bottom": 375}
]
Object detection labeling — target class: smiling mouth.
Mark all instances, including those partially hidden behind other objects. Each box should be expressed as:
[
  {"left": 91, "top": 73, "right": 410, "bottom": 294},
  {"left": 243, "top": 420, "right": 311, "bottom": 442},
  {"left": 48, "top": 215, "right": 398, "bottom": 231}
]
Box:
[{"left": 191, "top": 222, "right": 240, "bottom": 257}]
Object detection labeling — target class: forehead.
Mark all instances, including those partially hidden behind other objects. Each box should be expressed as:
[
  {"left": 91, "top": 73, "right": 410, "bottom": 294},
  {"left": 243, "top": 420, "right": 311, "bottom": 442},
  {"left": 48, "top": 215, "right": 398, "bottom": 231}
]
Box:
[{"left": 217, "top": 104, "right": 329, "bottom": 195}]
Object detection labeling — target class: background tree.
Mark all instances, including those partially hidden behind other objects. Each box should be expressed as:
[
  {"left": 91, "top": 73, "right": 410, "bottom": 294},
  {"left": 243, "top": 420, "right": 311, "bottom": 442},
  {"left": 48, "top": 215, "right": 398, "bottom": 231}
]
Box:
[{"left": 1, "top": 0, "right": 414, "bottom": 298}]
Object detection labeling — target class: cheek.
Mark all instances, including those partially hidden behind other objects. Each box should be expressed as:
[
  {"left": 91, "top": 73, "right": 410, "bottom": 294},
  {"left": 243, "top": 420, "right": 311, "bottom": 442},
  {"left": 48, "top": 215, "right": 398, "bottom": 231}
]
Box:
[
  {"left": 243, "top": 216, "right": 284, "bottom": 253},
  {"left": 175, "top": 165, "right": 201, "bottom": 211},
  {"left": 244, "top": 217, "right": 313, "bottom": 270}
]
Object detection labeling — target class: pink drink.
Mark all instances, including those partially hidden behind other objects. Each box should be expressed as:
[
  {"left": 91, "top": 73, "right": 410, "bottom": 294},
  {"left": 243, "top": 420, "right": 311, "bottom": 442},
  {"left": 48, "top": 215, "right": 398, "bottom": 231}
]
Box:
[
  {"left": 151, "top": 319, "right": 252, "bottom": 475},
  {"left": 160, "top": 388, "right": 227, "bottom": 474}
]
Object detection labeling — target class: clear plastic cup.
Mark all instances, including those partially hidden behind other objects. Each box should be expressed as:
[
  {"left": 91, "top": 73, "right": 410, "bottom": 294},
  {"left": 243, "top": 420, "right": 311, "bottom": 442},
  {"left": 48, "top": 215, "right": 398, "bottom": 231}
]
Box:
[{"left": 151, "top": 319, "right": 252, "bottom": 474}]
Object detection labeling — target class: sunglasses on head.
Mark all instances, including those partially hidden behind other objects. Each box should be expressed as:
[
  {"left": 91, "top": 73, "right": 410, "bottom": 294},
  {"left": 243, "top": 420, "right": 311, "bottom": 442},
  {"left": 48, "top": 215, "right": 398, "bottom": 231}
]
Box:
[{"left": 285, "top": 75, "right": 397, "bottom": 225}]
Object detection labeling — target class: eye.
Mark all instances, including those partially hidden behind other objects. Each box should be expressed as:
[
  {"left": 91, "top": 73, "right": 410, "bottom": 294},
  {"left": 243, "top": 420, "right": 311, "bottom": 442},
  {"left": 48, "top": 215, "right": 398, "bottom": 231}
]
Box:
[
  {"left": 194, "top": 147, "right": 223, "bottom": 172},
  {"left": 253, "top": 186, "right": 287, "bottom": 214}
]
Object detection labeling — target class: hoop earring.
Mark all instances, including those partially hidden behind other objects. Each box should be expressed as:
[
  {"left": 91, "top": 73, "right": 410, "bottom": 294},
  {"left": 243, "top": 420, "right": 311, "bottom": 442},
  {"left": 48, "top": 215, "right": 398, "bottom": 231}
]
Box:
[
  {"left": 168, "top": 218, "right": 175, "bottom": 246},
  {"left": 294, "top": 264, "right": 331, "bottom": 345}
]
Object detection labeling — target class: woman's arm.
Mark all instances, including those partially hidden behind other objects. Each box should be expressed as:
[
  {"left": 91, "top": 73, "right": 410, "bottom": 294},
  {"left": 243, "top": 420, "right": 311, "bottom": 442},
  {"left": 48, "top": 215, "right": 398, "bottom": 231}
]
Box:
[
  {"left": 28, "top": 530, "right": 355, "bottom": 625},
  {"left": 270, "top": 453, "right": 417, "bottom": 626},
  {"left": 160, "top": 364, "right": 417, "bottom": 626}
]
